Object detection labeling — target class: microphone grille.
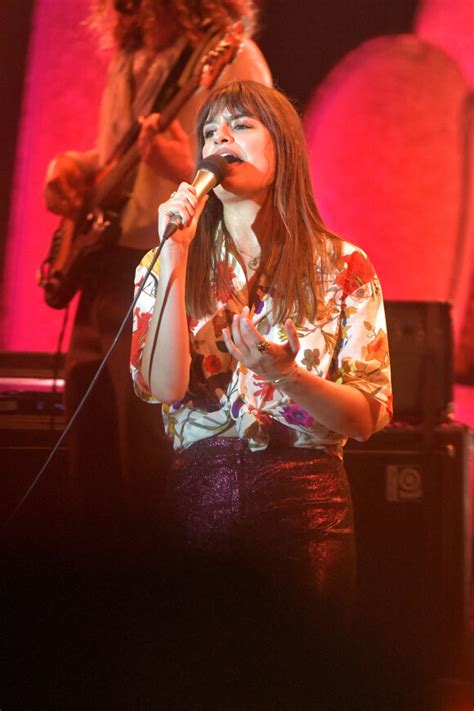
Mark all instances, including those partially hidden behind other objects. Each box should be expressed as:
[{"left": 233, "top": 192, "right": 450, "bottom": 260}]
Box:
[{"left": 197, "top": 154, "right": 229, "bottom": 184}]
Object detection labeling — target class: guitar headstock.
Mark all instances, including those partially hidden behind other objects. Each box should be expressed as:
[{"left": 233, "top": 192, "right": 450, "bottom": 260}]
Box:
[
  {"left": 150, "top": 23, "right": 246, "bottom": 133},
  {"left": 185, "top": 22, "right": 245, "bottom": 91}
]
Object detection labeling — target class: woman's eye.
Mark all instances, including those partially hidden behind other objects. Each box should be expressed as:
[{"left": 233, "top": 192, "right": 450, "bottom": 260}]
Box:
[
  {"left": 203, "top": 128, "right": 216, "bottom": 139},
  {"left": 233, "top": 123, "right": 250, "bottom": 131}
]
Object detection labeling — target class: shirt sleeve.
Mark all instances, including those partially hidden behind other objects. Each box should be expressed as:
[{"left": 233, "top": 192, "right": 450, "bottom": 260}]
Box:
[
  {"left": 130, "top": 249, "right": 161, "bottom": 403},
  {"left": 331, "top": 248, "right": 393, "bottom": 431}
]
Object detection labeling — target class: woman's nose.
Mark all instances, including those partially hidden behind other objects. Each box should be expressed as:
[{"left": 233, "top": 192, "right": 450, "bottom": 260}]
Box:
[{"left": 213, "top": 125, "right": 232, "bottom": 144}]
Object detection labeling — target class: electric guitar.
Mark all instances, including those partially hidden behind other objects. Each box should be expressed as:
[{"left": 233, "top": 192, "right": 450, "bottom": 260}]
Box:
[{"left": 38, "top": 23, "right": 243, "bottom": 309}]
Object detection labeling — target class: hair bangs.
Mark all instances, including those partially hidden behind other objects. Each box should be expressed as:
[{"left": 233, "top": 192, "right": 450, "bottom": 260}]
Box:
[{"left": 197, "top": 82, "right": 275, "bottom": 154}]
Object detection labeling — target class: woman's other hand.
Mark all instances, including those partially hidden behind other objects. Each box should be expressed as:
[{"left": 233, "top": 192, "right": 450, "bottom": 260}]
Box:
[{"left": 223, "top": 307, "right": 300, "bottom": 381}]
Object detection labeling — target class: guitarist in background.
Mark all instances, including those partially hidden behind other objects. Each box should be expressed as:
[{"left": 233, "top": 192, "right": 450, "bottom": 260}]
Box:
[{"left": 43, "top": 0, "right": 271, "bottom": 552}]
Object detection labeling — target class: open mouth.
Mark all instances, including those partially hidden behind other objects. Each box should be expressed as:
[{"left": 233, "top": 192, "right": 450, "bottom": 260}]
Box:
[{"left": 221, "top": 153, "right": 243, "bottom": 165}]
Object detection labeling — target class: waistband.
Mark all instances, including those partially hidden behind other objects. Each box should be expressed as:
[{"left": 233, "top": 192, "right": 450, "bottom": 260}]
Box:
[{"left": 179, "top": 436, "right": 338, "bottom": 461}]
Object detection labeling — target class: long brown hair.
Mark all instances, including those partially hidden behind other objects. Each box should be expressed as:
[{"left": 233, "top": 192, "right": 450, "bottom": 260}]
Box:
[
  {"left": 89, "top": 0, "right": 258, "bottom": 51},
  {"left": 186, "top": 80, "right": 340, "bottom": 325}
]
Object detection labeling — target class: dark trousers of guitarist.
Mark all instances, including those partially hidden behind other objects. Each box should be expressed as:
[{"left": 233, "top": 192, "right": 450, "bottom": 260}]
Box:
[{"left": 64, "top": 245, "right": 173, "bottom": 553}]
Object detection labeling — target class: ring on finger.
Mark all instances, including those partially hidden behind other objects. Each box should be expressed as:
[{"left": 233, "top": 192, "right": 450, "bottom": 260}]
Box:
[
  {"left": 257, "top": 341, "right": 270, "bottom": 353},
  {"left": 170, "top": 191, "right": 176, "bottom": 198}
]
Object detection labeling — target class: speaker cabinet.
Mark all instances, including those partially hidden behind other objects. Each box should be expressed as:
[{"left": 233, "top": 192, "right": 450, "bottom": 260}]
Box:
[
  {"left": 384, "top": 301, "right": 453, "bottom": 422},
  {"left": 0, "top": 414, "right": 67, "bottom": 540},
  {"left": 345, "top": 422, "right": 471, "bottom": 681},
  {"left": 0, "top": 351, "right": 66, "bottom": 531}
]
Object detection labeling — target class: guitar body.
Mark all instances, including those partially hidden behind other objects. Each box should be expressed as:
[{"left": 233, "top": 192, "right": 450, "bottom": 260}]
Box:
[
  {"left": 38, "top": 23, "right": 243, "bottom": 309},
  {"left": 39, "top": 209, "right": 120, "bottom": 309}
]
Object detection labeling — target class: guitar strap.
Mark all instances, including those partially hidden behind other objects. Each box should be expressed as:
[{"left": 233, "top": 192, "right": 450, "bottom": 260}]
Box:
[{"left": 146, "top": 40, "right": 195, "bottom": 116}]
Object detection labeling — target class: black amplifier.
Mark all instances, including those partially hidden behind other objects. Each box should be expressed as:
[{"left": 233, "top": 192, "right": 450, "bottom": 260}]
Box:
[
  {"left": 0, "top": 351, "right": 66, "bottom": 529},
  {"left": 345, "top": 422, "right": 471, "bottom": 681},
  {"left": 385, "top": 301, "right": 453, "bottom": 422}
]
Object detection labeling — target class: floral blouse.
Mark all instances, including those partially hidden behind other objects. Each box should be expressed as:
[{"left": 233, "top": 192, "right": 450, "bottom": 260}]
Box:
[{"left": 130, "top": 237, "right": 392, "bottom": 458}]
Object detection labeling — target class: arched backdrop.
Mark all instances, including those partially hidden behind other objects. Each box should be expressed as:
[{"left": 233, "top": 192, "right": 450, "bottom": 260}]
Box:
[{"left": 305, "top": 34, "right": 474, "bottom": 344}]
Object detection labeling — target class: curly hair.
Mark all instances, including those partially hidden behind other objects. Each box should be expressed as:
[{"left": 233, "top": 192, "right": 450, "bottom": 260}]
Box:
[{"left": 89, "top": 0, "right": 258, "bottom": 51}]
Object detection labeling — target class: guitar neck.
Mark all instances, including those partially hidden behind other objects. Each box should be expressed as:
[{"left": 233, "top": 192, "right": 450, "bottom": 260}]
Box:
[{"left": 92, "top": 79, "right": 199, "bottom": 209}]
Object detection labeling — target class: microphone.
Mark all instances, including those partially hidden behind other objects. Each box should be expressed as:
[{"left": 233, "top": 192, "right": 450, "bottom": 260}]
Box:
[{"left": 163, "top": 154, "right": 229, "bottom": 239}]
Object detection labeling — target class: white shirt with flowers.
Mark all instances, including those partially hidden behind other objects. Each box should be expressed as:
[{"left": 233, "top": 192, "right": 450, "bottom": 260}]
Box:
[{"left": 130, "top": 237, "right": 392, "bottom": 458}]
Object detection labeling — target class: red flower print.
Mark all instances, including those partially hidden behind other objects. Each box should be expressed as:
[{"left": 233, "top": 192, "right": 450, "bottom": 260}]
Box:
[
  {"left": 187, "top": 315, "right": 199, "bottom": 331},
  {"left": 336, "top": 251, "right": 376, "bottom": 298},
  {"left": 363, "top": 329, "right": 389, "bottom": 366},
  {"left": 131, "top": 307, "right": 152, "bottom": 368},
  {"left": 203, "top": 354, "right": 222, "bottom": 374},
  {"left": 253, "top": 374, "right": 275, "bottom": 401},
  {"left": 386, "top": 393, "right": 394, "bottom": 417}
]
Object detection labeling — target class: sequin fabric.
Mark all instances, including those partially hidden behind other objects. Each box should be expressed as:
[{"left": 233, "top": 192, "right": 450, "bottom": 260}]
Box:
[{"left": 170, "top": 438, "right": 356, "bottom": 619}]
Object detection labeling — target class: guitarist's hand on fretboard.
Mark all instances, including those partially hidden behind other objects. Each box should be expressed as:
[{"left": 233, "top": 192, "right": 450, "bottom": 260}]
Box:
[
  {"left": 45, "top": 153, "right": 92, "bottom": 217},
  {"left": 138, "top": 113, "right": 195, "bottom": 184}
]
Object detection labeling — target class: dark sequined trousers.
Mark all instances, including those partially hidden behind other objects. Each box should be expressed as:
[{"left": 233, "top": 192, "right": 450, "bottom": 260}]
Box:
[
  {"left": 164, "top": 437, "right": 357, "bottom": 705},
  {"left": 172, "top": 437, "right": 355, "bottom": 614}
]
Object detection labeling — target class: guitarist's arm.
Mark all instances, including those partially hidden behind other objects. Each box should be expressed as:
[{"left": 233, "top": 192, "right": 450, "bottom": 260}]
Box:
[
  {"left": 44, "top": 149, "right": 99, "bottom": 217},
  {"left": 137, "top": 114, "right": 195, "bottom": 184}
]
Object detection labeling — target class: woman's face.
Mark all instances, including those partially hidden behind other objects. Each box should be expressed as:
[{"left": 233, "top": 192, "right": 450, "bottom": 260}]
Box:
[{"left": 201, "top": 109, "right": 276, "bottom": 204}]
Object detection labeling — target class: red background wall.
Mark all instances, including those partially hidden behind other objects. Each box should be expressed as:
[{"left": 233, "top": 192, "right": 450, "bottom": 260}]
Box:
[{"left": 1, "top": 0, "right": 473, "bottom": 357}]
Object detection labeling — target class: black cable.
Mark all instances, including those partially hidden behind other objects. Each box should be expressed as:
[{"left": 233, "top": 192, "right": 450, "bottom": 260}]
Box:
[
  {"left": 2, "top": 242, "right": 163, "bottom": 532},
  {"left": 48, "top": 303, "right": 69, "bottom": 433}
]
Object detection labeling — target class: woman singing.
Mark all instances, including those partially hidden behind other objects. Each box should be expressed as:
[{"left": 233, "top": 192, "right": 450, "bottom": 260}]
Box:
[{"left": 130, "top": 79, "right": 392, "bottom": 703}]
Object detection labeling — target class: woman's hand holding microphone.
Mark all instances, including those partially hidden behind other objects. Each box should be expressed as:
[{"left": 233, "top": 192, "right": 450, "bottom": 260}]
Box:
[{"left": 158, "top": 183, "right": 208, "bottom": 249}]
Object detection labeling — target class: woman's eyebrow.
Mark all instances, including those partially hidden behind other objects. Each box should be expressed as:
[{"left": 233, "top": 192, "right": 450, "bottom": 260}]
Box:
[
  {"left": 229, "top": 111, "right": 250, "bottom": 120},
  {"left": 204, "top": 110, "right": 249, "bottom": 126}
]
